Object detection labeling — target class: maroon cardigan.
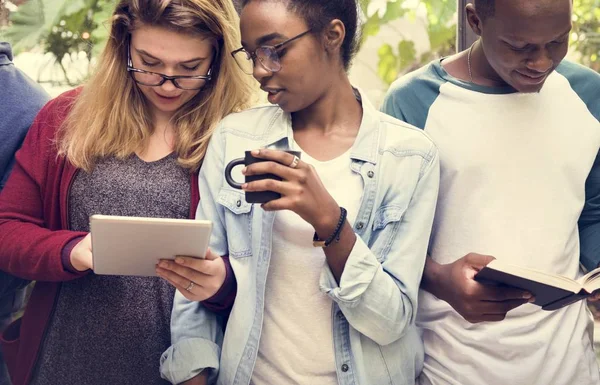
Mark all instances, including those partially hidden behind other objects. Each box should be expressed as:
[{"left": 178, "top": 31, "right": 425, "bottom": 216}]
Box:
[{"left": 0, "top": 89, "right": 234, "bottom": 384}]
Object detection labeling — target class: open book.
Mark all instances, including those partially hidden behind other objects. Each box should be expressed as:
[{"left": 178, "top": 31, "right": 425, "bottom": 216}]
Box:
[{"left": 475, "top": 260, "right": 600, "bottom": 311}]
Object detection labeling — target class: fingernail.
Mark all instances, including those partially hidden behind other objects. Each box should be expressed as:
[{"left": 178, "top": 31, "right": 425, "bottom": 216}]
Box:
[
  {"left": 528, "top": 297, "right": 536, "bottom": 303},
  {"left": 242, "top": 167, "right": 247, "bottom": 175},
  {"left": 523, "top": 293, "right": 532, "bottom": 299},
  {"left": 251, "top": 149, "right": 260, "bottom": 156},
  {"left": 175, "top": 257, "right": 184, "bottom": 264},
  {"left": 241, "top": 183, "right": 248, "bottom": 190},
  {"left": 159, "top": 261, "right": 168, "bottom": 268}
]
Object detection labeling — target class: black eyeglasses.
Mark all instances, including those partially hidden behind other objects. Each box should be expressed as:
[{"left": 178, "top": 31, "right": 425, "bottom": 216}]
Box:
[
  {"left": 231, "top": 29, "right": 312, "bottom": 75},
  {"left": 126, "top": 44, "right": 213, "bottom": 90}
]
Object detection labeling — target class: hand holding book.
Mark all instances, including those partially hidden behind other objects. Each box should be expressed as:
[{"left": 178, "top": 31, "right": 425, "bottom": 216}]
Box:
[{"left": 422, "top": 253, "right": 534, "bottom": 323}]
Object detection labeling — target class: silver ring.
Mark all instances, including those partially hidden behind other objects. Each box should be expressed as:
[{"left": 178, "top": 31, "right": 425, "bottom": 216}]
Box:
[
  {"left": 288, "top": 155, "right": 300, "bottom": 169},
  {"left": 185, "top": 281, "right": 195, "bottom": 292}
]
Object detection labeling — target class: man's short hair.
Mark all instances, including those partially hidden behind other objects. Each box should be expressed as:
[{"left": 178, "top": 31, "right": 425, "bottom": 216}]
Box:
[{"left": 474, "top": 0, "right": 495, "bottom": 19}]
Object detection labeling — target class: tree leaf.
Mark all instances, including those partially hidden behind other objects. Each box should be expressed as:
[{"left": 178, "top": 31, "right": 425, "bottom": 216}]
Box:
[
  {"left": 5, "top": 0, "right": 72, "bottom": 53},
  {"left": 377, "top": 43, "right": 399, "bottom": 85},
  {"left": 398, "top": 39, "right": 416, "bottom": 71}
]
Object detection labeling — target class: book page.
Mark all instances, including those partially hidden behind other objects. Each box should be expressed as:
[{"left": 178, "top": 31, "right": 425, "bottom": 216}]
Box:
[
  {"left": 582, "top": 267, "right": 600, "bottom": 293},
  {"left": 486, "top": 260, "right": 582, "bottom": 293}
]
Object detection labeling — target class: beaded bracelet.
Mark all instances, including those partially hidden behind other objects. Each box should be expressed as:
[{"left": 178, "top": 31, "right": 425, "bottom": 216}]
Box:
[{"left": 313, "top": 207, "right": 348, "bottom": 248}]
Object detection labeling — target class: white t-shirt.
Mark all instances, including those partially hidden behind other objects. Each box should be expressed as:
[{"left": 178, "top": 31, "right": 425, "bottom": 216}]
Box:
[
  {"left": 382, "top": 60, "right": 600, "bottom": 385},
  {"left": 251, "top": 147, "right": 363, "bottom": 385}
]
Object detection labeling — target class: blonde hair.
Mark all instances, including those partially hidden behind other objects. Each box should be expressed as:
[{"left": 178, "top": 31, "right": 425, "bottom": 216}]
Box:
[{"left": 59, "top": 0, "right": 256, "bottom": 172}]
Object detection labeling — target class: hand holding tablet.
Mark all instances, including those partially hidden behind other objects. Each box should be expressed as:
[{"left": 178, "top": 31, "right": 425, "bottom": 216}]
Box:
[{"left": 155, "top": 249, "right": 228, "bottom": 302}]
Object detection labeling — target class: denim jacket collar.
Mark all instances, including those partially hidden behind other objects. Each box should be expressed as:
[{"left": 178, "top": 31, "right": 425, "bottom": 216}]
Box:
[{"left": 262, "top": 88, "right": 381, "bottom": 165}]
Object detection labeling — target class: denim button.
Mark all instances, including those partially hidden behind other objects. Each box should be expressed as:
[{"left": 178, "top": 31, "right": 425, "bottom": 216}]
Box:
[
  {"left": 236, "top": 199, "right": 242, "bottom": 207},
  {"left": 367, "top": 171, "right": 374, "bottom": 178},
  {"left": 341, "top": 364, "right": 349, "bottom": 372},
  {"left": 356, "top": 222, "right": 364, "bottom": 230}
]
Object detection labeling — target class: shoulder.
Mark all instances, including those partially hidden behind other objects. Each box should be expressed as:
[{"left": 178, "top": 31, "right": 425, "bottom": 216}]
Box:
[
  {"left": 381, "top": 61, "right": 447, "bottom": 129},
  {"left": 384, "top": 61, "right": 445, "bottom": 105},
  {"left": 376, "top": 111, "right": 437, "bottom": 162},
  {"left": 0, "top": 65, "right": 49, "bottom": 106},
  {"left": 0, "top": 65, "right": 50, "bottom": 132},
  {"left": 25, "top": 88, "right": 82, "bottom": 145},
  {"left": 554, "top": 60, "right": 600, "bottom": 120},
  {"left": 34, "top": 88, "right": 81, "bottom": 128},
  {"left": 216, "top": 104, "right": 283, "bottom": 137},
  {"left": 555, "top": 60, "right": 600, "bottom": 85}
]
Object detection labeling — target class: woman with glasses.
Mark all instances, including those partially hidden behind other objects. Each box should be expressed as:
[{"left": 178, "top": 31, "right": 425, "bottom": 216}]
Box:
[
  {"left": 0, "top": 1, "right": 254, "bottom": 384},
  {"left": 158, "top": 0, "right": 440, "bottom": 384}
]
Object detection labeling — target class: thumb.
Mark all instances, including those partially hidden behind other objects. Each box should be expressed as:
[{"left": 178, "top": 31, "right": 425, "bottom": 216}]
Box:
[
  {"left": 466, "top": 253, "right": 495, "bottom": 271},
  {"left": 204, "top": 248, "right": 219, "bottom": 261}
]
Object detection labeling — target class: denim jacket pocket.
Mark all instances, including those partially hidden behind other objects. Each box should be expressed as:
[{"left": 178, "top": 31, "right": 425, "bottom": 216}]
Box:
[
  {"left": 371, "top": 204, "right": 408, "bottom": 262},
  {"left": 217, "top": 188, "right": 253, "bottom": 258}
]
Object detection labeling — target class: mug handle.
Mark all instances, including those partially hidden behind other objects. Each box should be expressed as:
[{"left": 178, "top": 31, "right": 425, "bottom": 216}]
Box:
[{"left": 225, "top": 158, "right": 245, "bottom": 189}]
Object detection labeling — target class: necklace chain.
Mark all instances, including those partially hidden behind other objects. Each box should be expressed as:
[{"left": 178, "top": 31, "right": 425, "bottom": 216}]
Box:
[{"left": 467, "top": 42, "right": 474, "bottom": 83}]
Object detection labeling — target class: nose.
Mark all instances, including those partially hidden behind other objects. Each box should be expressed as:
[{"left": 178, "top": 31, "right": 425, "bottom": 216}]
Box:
[
  {"left": 526, "top": 48, "right": 553, "bottom": 74},
  {"left": 252, "top": 59, "right": 272, "bottom": 83},
  {"left": 159, "top": 77, "right": 178, "bottom": 92}
]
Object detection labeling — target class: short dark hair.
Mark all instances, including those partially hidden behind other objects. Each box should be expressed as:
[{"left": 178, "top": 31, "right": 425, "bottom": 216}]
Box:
[
  {"left": 474, "top": 0, "right": 495, "bottom": 19},
  {"left": 240, "top": 0, "right": 362, "bottom": 71}
]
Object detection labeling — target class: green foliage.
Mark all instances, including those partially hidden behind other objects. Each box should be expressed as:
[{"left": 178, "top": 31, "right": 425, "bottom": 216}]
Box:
[
  {"left": 3, "top": 0, "right": 600, "bottom": 86},
  {"left": 362, "top": 0, "right": 457, "bottom": 86},
  {"left": 571, "top": 0, "right": 600, "bottom": 71},
  {"left": 2, "top": 0, "right": 71, "bottom": 51},
  {"left": 2, "top": 0, "right": 115, "bottom": 84}
]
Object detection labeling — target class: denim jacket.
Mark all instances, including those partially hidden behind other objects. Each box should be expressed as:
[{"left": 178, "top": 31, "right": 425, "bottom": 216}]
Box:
[{"left": 160, "top": 93, "right": 440, "bottom": 385}]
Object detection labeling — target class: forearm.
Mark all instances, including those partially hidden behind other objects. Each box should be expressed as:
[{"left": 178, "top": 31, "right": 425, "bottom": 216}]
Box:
[
  {"left": 321, "top": 236, "right": 416, "bottom": 345},
  {"left": 0, "top": 220, "right": 88, "bottom": 281},
  {"left": 321, "top": 220, "right": 357, "bottom": 283}
]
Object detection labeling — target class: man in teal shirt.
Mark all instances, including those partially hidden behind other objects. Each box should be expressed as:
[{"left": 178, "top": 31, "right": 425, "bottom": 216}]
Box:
[{"left": 382, "top": 1, "right": 600, "bottom": 384}]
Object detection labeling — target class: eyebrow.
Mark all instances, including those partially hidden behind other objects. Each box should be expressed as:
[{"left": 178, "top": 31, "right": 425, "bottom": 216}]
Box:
[
  {"left": 242, "top": 32, "right": 287, "bottom": 48},
  {"left": 135, "top": 49, "right": 207, "bottom": 64}
]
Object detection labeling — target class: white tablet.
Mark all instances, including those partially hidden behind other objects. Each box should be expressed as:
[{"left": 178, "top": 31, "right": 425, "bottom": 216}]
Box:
[{"left": 90, "top": 214, "right": 212, "bottom": 277}]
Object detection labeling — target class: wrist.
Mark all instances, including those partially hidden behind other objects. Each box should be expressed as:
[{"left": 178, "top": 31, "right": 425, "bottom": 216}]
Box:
[
  {"left": 70, "top": 253, "right": 87, "bottom": 272},
  {"left": 422, "top": 257, "right": 448, "bottom": 300},
  {"left": 312, "top": 204, "right": 341, "bottom": 239},
  {"left": 63, "top": 236, "right": 87, "bottom": 273}
]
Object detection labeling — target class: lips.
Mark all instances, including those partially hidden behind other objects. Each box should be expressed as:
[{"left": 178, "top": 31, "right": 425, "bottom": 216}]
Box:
[
  {"left": 518, "top": 71, "right": 548, "bottom": 80},
  {"left": 153, "top": 91, "right": 182, "bottom": 104},
  {"left": 514, "top": 70, "right": 551, "bottom": 87},
  {"left": 261, "top": 86, "right": 285, "bottom": 104},
  {"left": 155, "top": 93, "right": 180, "bottom": 99}
]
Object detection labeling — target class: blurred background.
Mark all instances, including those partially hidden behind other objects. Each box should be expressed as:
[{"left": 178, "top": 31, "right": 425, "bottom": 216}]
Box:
[
  {"left": 2, "top": 0, "right": 600, "bottom": 357},
  {"left": 1, "top": 0, "right": 599, "bottom": 104}
]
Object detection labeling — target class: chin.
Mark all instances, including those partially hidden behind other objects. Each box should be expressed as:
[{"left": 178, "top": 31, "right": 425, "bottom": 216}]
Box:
[{"left": 512, "top": 82, "right": 546, "bottom": 94}]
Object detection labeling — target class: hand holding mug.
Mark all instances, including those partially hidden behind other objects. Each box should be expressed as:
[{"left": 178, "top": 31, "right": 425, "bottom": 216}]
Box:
[
  {"left": 225, "top": 149, "right": 301, "bottom": 203},
  {"left": 240, "top": 148, "right": 341, "bottom": 234}
]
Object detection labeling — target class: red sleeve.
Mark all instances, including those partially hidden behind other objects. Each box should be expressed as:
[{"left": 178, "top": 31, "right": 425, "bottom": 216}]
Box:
[{"left": 0, "top": 92, "right": 89, "bottom": 282}]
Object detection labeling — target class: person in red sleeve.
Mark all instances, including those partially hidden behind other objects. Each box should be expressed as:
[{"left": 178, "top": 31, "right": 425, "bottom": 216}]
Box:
[{"left": 0, "top": 1, "right": 253, "bottom": 384}]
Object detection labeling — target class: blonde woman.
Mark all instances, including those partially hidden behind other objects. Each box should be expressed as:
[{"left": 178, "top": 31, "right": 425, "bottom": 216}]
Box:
[{"left": 0, "top": 0, "right": 253, "bottom": 384}]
